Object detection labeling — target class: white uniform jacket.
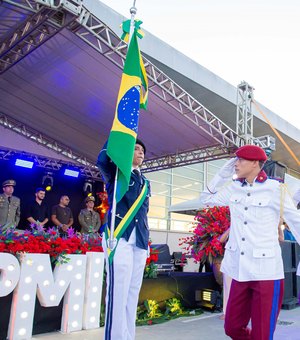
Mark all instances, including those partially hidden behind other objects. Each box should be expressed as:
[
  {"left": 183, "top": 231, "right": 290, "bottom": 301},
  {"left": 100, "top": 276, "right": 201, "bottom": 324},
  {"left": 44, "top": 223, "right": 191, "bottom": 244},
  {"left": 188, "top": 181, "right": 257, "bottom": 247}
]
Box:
[{"left": 200, "top": 171, "right": 300, "bottom": 282}]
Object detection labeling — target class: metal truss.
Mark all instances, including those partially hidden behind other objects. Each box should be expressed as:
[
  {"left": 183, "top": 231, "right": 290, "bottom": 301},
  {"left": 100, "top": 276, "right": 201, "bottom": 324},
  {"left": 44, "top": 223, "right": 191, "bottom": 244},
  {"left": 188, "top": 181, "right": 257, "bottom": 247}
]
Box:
[
  {"left": 236, "top": 82, "right": 276, "bottom": 151},
  {"left": 72, "top": 8, "right": 242, "bottom": 150},
  {"left": 142, "top": 144, "right": 235, "bottom": 173},
  {"left": 0, "top": 0, "right": 83, "bottom": 74},
  {"left": 236, "top": 81, "right": 254, "bottom": 144},
  {"left": 1, "top": 0, "right": 244, "bottom": 170},
  {"left": 0, "top": 147, "right": 102, "bottom": 180},
  {"left": 0, "top": 113, "right": 101, "bottom": 179}
]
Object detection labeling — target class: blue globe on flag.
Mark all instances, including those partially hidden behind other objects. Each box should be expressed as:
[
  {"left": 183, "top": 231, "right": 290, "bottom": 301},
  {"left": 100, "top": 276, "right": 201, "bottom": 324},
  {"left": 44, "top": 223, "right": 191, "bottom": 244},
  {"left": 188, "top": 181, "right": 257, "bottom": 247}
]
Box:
[{"left": 117, "top": 86, "right": 140, "bottom": 132}]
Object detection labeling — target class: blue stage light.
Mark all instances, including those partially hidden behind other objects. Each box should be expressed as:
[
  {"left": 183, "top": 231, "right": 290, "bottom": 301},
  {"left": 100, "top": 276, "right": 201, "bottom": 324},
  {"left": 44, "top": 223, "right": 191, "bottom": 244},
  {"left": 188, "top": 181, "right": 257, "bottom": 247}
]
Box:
[
  {"left": 15, "top": 159, "right": 34, "bottom": 169},
  {"left": 64, "top": 169, "right": 79, "bottom": 178}
]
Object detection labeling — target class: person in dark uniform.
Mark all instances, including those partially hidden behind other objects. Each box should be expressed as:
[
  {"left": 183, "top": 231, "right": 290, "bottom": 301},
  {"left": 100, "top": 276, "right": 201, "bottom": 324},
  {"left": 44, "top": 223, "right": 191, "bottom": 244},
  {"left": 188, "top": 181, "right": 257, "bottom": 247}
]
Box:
[
  {"left": 27, "top": 188, "right": 49, "bottom": 228},
  {"left": 51, "top": 195, "right": 73, "bottom": 236},
  {"left": 0, "top": 179, "right": 20, "bottom": 233},
  {"left": 97, "top": 139, "right": 151, "bottom": 340},
  {"left": 78, "top": 196, "right": 101, "bottom": 234}
]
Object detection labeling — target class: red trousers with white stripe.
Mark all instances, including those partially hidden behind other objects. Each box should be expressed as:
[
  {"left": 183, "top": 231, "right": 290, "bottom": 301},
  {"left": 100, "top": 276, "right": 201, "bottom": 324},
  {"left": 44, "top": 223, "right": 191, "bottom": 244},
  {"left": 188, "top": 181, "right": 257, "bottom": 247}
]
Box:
[{"left": 224, "top": 279, "right": 284, "bottom": 340}]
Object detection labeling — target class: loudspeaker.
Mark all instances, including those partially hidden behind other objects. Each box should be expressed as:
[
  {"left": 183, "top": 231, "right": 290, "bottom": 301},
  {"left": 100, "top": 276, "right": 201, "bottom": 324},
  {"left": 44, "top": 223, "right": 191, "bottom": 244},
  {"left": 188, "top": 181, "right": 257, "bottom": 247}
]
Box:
[
  {"left": 151, "top": 244, "right": 172, "bottom": 264},
  {"left": 281, "top": 242, "right": 294, "bottom": 271},
  {"left": 282, "top": 271, "right": 298, "bottom": 309},
  {"left": 281, "top": 242, "right": 299, "bottom": 309},
  {"left": 263, "top": 160, "right": 286, "bottom": 181}
]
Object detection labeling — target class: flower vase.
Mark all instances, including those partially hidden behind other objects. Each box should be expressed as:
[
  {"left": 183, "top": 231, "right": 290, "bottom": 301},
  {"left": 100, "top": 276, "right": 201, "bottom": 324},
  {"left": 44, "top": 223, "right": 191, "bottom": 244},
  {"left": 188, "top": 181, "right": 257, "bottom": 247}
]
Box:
[{"left": 212, "top": 257, "right": 223, "bottom": 287}]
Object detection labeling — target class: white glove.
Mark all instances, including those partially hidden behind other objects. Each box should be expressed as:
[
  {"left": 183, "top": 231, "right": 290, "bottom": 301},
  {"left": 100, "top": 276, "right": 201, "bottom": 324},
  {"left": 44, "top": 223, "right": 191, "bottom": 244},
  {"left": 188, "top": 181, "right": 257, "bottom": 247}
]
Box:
[
  {"left": 218, "top": 158, "right": 237, "bottom": 179},
  {"left": 204, "top": 158, "right": 236, "bottom": 195}
]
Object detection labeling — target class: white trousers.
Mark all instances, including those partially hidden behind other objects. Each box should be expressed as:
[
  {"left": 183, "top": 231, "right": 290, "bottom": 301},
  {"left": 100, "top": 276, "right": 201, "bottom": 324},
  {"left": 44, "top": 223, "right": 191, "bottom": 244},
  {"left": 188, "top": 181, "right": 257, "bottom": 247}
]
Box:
[{"left": 103, "top": 230, "right": 147, "bottom": 340}]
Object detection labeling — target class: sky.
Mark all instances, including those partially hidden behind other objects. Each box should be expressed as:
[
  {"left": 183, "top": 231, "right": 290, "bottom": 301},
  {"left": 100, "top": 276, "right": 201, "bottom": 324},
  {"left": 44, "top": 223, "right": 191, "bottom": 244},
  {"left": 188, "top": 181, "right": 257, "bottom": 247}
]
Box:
[{"left": 100, "top": 0, "right": 300, "bottom": 130}]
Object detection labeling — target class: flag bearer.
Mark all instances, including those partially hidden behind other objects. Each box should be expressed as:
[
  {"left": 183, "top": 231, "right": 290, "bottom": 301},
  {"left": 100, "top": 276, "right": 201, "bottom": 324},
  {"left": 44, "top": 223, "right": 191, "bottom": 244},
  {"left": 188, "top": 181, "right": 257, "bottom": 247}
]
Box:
[{"left": 97, "top": 139, "right": 150, "bottom": 340}]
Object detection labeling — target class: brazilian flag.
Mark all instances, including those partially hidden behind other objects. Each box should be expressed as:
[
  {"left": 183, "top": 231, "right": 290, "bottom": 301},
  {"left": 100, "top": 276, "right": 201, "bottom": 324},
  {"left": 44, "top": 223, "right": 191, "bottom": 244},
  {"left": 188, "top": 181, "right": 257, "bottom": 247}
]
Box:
[{"left": 107, "top": 20, "right": 148, "bottom": 202}]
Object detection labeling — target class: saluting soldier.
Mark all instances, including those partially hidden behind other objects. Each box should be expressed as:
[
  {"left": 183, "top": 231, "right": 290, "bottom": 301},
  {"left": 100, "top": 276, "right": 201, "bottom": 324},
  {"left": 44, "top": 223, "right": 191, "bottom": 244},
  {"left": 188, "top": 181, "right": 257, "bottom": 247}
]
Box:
[
  {"left": 200, "top": 145, "right": 300, "bottom": 340},
  {"left": 78, "top": 196, "right": 101, "bottom": 234},
  {"left": 0, "top": 179, "right": 21, "bottom": 233}
]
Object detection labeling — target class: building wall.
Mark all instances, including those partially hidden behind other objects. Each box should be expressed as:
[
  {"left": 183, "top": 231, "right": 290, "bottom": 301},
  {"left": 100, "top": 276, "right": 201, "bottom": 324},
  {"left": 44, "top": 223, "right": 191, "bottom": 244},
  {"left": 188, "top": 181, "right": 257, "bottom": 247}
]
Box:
[
  {"left": 147, "top": 159, "right": 226, "bottom": 253},
  {"left": 147, "top": 158, "right": 300, "bottom": 254}
]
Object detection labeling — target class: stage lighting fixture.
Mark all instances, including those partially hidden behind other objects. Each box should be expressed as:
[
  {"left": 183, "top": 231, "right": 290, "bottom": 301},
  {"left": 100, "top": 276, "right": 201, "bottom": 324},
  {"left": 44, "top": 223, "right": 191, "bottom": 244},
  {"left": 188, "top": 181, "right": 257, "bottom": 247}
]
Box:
[
  {"left": 42, "top": 172, "right": 54, "bottom": 192},
  {"left": 195, "top": 289, "right": 221, "bottom": 310},
  {"left": 64, "top": 169, "right": 80, "bottom": 178},
  {"left": 83, "top": 180, "right": 93, "bottom": 196},
  {"left": 15, "top": 159, "right": 34, "bottom": 169}
]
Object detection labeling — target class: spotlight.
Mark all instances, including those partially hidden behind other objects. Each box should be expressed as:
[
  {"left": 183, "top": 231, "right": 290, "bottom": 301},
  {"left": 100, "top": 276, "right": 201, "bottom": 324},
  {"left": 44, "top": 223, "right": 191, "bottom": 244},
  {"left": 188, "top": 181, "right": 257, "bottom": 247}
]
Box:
[
  {"left": 64, "top": 168, "right": 79, "bottom": 178},
  {"left": 15, "top": 159, "right": 34, "bottom": 169},
  {"left": 195, "top": 289, "right": 221, "bottom": 310},
  {"left": 83, "top": 180, "right": 93, "bottom": 196},
  {"left": 42, "top": 172, "right": 54, "bottom": 192}
]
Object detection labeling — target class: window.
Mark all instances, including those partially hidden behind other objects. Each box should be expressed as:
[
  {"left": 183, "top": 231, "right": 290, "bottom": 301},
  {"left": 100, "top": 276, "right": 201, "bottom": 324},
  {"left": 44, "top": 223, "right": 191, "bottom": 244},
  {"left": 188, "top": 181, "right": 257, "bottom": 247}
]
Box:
[{"left": 146, "top": 159, "right": 227, "bottom": 232}]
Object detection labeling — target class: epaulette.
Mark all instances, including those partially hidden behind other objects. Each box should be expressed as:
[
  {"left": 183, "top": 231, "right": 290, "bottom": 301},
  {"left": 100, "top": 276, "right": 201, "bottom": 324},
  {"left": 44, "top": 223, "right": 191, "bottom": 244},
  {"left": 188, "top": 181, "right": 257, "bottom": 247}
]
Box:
[
  {"left": 235, "top": 170, "right": 268, "bottom": 185},
  {"left": 256, "top": 170, "right": 267, "bottom": 183}
]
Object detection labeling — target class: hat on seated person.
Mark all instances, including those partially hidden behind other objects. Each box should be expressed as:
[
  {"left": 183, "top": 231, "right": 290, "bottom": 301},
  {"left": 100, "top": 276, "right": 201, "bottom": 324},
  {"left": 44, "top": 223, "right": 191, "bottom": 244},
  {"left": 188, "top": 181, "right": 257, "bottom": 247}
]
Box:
[
  {"left": 235, "top": 145, "right": 267, "bottom": 162},
  {"left": 2, "top": 179, "right": 16, "bottom": 187},
  {"left": 136, "top": 138, "right": 146, "bottom": 155},
  {"left": 85, "top": 196, "right": 95, "bottom": 203}
]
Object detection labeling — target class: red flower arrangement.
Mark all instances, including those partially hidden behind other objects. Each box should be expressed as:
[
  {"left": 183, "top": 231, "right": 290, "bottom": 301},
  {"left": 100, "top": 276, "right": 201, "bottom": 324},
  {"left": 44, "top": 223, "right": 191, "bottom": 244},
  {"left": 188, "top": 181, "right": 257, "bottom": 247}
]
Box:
[
  {"left": 144, "top": 241, "right": 159, "bottom": 278},
  {"left": 0, "top": 225, "right": 103, "bottom": 264},
  {"left": 180, "top": 206, "right": 230, "bottom": 264},
  {"left": 146, "top": 246, "right": 159, "bottom": 266},
  {"left": 95, "top": 191, "right": 109, "bottom": 224}
]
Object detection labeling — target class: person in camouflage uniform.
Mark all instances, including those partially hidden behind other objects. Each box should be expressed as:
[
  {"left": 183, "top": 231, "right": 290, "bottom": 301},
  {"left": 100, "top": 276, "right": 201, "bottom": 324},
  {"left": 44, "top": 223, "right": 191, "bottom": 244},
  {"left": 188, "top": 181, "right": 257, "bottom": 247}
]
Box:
[{"left": 0, "top": 179, "right": 20, "bottom": 233}]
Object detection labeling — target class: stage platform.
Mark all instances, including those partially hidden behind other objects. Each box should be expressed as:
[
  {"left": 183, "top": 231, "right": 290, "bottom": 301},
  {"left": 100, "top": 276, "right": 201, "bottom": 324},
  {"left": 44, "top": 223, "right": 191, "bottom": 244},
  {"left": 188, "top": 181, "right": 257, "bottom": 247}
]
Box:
[
  {"left": 32, "top": 307, "right": 300, "bottom": 340},
  {"left": 0, "top": 271, "right": 218, "bottom": 339},
  {"left": 139, "top": 271, "right": 219, "bottom": 308}
]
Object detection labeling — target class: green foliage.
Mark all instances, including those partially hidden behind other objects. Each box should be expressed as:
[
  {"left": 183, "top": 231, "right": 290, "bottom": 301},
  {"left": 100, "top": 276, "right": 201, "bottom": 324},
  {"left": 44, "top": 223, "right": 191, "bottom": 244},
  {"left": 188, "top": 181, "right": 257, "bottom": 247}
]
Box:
[
  {"left": 144, "top": 262, "right": 158, "bottom": 278},
  {"left": 136, "top": 298, "right": 203, "bottom": 326}
]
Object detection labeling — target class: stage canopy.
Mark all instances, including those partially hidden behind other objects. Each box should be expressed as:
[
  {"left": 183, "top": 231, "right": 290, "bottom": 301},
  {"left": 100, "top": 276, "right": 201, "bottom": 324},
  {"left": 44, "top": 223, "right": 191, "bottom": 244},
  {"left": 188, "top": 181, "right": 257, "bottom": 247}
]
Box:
[{"left": 1, "top": 0, "right": 299, "bottom": 177}]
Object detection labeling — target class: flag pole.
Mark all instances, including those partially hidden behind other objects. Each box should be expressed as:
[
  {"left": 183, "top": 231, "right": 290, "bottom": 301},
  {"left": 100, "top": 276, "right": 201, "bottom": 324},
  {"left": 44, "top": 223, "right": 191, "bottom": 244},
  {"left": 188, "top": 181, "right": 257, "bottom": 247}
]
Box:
[
  {"left": 108, "top": 0, "right": 138, "bottom": 251},
  {"left": 130, "top": 0, "right": 137, "bottom": 38},
  {"left": 108, "top": 167, "right": 118, "bottom": 250}
]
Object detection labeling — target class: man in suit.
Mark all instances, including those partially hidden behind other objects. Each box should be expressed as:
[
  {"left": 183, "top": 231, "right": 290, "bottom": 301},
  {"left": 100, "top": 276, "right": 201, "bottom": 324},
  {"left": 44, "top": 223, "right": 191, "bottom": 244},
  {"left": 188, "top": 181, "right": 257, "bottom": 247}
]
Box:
[
  {"left": 0, "top": 179, "right": 20, "bottom": 233},
  {"left": 200, "top": 145, "right": 300, "bottom": 340},
  {"left": 97, "top": 139, "right": 150, "bottom": 340}
]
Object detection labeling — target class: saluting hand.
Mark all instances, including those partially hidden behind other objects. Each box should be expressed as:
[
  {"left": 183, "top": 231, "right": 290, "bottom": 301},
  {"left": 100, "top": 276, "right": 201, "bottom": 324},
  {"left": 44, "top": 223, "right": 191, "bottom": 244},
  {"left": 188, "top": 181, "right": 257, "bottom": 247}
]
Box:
[{"left": 218, "top": 158, "right": 237, "bottom": 179}]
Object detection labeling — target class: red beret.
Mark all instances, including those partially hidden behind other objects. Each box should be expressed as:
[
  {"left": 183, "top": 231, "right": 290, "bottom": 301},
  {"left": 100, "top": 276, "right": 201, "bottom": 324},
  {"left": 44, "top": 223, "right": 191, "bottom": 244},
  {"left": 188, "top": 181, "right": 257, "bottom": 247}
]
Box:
[{"left": 235, "top": 145, "right": 267, "bottom": 161}]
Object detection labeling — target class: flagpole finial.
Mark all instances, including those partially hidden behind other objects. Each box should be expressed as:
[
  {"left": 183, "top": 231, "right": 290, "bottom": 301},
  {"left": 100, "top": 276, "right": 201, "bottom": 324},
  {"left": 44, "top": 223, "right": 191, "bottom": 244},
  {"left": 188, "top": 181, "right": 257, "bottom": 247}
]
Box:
[
  {"left": 129, "top": 1, "right": 137, "bottom": 42},
  {"left": 130, "top": 5, "right": 137, "bottom": 16}
]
